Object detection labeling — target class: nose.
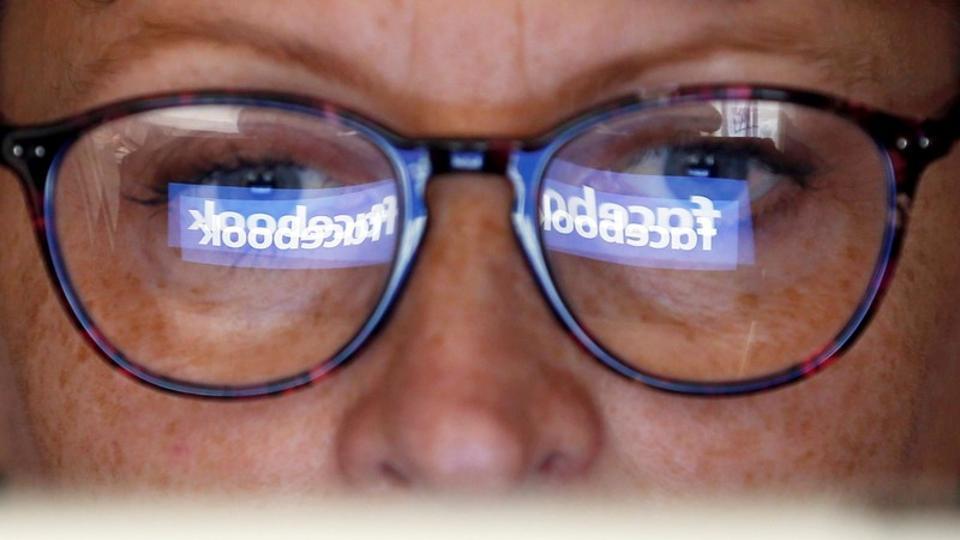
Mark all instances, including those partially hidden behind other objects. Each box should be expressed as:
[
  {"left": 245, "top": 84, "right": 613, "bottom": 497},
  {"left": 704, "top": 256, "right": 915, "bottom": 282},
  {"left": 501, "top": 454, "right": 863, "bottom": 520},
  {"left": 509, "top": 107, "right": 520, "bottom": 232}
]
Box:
[{"left": 335, "top": 174, "right": 602, "bottom": 491}]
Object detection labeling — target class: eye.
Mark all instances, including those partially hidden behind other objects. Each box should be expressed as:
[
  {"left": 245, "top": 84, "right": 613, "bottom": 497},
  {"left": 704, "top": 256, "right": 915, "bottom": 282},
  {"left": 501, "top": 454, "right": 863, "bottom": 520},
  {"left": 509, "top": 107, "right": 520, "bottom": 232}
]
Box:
[
  {"left": 618, "top": 136, "right": 817, "bottom": 200},
  {"left": 120, "top": 139, "right": 348, "bottom": 207},
  {"left": 182, "top": 159, "right": 339, "bottom": 195}
]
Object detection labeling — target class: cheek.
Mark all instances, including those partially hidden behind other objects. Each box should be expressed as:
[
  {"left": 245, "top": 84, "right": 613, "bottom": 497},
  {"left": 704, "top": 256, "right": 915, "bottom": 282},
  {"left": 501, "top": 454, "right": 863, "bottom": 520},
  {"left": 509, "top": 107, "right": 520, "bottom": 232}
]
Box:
[
  {"left": 0, "top": 171, "right": 98, "bottom": 484},
  {"left": 13, "top": 327, "right": 351, "bottom": 491},
  {"left": 0, "top": 171, "right": 352, "bottom": 490},
  {"left": 597, "top": 332, "right": 921, "bottom": 493},
  {"left": 593, "top": 163, "right": 958, "bottom": 494}
]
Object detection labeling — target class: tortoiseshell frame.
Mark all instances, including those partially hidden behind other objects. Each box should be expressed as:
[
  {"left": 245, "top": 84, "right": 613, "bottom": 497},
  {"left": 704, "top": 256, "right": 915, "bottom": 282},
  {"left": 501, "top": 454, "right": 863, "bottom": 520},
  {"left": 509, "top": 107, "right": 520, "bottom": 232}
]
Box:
[{"left": 1, "top": 84, "right": 957, "bottom": 399}]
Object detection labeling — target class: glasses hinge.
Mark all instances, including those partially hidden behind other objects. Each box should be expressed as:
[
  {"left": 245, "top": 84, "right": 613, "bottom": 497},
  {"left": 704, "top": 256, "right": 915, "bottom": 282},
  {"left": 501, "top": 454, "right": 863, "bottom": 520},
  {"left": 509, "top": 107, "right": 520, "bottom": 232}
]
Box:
[
  {"left": 2, "top": 131, "right": 60, "bottom": 190},
  {"left": 895, "top": 125, "right": 954, "bottom": 167}
]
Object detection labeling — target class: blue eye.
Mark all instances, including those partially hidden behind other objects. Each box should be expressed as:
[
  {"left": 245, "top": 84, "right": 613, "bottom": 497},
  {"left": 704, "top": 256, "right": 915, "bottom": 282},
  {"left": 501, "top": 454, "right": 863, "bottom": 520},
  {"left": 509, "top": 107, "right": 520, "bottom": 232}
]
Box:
[
  {"left": 663, "top": 138, "right": 814, "bottom": 183},
  {"left": 613, "top": 136, "right": 818, "bottom": 204},
  {"left": 194, "top": 160, "right": 339, "bottom": 195},
  {"left": 124, "top": 158, "right": 341, "bottom": 207}
]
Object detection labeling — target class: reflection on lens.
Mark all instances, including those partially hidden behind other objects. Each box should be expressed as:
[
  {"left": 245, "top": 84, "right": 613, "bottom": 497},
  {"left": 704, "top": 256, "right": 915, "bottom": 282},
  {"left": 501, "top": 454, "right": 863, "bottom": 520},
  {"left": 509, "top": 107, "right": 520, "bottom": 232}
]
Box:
[
  {"left": 541, "top": 100, "right": 891, "bottom": 384},
  {"left": 53, "top": 105, "right": 400, "bottom": 387}
]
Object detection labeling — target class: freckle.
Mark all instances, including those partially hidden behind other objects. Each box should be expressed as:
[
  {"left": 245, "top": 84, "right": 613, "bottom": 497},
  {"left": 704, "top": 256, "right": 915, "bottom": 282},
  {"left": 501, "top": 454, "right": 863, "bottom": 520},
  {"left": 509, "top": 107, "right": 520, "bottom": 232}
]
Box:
[
  {"left": 681, "top": 323, "right": 697, "bottom": 342},
  {"left": 110, "top": 440, "right": 126, "bottom": 469},
  {"left": 737, "top": 292, "right": 759, "bottom": 310},
  {"left": 171, "top": 443, "right": 190, "bottom": 459},
  {"left": 782, "top": 287, "right": 801, "bottom": 304},
  {"left": 375, "top": 11, "right": 391, "bottom": 31},
  {"left": 843, "top": 244, "right": 861, "bottom": 263},
  {"left": 425, "top": 330, "right": 445, "bottom": 350}
]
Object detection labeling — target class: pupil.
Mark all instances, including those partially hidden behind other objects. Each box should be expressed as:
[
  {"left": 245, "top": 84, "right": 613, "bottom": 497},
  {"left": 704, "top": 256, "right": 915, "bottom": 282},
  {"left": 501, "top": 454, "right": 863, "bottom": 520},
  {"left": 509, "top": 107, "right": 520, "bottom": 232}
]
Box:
[
  {"left": 664, "top": 147, "right": 748, "bottom": 180},
  {"left": 203, "top": 162, "right": 309, "bottom": 193}
]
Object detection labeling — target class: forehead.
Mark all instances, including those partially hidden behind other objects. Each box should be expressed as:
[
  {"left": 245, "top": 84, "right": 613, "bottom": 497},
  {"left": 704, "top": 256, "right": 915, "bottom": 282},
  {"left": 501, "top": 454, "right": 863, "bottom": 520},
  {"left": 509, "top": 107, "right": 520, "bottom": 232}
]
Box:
[{"left": 1, "top": 0, "right": 956, "bottom": 132}]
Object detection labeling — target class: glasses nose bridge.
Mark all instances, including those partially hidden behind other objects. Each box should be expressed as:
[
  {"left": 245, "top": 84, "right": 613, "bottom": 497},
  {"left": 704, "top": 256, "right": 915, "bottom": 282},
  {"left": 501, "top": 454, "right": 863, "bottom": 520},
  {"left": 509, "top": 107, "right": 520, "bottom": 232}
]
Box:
[
  {"left": 395, "top": 136, "right": 550, "bottom": 304},
  {"left": 423, "top": 139, "right": 518, "bottom": 177},
  {"left": 413, "top": 139, "right": 544, "bottom": 219}
]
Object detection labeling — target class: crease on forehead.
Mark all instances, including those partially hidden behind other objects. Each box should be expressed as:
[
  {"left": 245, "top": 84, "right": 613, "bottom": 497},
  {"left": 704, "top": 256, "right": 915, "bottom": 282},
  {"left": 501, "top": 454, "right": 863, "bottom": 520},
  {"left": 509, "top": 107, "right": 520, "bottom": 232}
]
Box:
[{"left": 57, "top": 0, "right": 957, "bottom": 124}]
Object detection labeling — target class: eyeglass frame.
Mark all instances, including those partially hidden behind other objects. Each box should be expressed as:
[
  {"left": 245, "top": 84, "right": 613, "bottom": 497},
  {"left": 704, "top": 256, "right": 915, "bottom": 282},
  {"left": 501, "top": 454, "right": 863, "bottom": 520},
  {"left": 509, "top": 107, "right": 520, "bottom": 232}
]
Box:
[{"left": 1, "top": 83, "right": 957, "bottom": 399}]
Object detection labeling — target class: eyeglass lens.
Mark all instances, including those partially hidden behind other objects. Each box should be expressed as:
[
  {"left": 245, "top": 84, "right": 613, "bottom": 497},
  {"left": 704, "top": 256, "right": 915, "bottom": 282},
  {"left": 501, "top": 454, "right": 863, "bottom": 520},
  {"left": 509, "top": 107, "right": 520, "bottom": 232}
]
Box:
[
  {"left": 541, "top": 100, "right": 890, "bottom": 383},
  {"left": 52, "top": 105, "right": 401, "bottom": 386}
]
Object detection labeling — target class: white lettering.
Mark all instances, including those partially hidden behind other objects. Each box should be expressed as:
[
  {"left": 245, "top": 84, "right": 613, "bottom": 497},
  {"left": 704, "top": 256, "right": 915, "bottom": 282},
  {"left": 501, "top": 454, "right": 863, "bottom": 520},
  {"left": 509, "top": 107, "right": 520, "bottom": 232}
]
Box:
[
  {"left": 540, "top": 185, "right": 725, "bottom": 253},
  {"left": 187, "top": 200, "right": 221, "bottom": 246},
  {"left": 181, "top": 196, "right": 398, "bottom": 252},
  {"left": 690, "top": 195, "right": 721, "bottom": 251}
]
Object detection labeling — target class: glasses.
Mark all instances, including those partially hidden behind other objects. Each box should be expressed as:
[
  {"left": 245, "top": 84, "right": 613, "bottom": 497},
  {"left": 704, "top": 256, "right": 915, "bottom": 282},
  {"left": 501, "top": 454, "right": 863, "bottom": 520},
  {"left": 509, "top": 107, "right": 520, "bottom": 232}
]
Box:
[{"left": 1, "top": 84, "right": 957, "bottom": 398}]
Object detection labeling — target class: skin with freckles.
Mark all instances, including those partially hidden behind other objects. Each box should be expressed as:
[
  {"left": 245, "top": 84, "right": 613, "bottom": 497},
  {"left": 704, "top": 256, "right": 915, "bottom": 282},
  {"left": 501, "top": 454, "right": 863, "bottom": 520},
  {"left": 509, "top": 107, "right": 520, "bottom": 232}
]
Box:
[{"left": 0, "top": 0, "right": 958, "bottom": 495}]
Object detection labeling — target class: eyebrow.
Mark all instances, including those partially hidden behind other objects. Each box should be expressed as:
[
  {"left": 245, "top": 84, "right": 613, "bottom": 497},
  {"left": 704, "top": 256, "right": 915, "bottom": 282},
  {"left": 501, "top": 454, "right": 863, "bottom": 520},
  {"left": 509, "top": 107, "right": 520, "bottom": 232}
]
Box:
[
  {"left": 560, "top": 11, "right": 881, "bottom": 108},
  {"left": 73, "top": 14, "right": 385, "bottom": 101},
  {"left": 72, "top": 6, "right": 891, "bottom": 127}
]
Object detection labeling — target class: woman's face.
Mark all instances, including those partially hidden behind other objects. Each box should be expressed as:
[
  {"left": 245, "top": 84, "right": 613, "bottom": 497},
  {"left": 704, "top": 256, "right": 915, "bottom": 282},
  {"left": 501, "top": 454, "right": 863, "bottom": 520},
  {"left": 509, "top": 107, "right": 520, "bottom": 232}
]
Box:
[{"left": 0, "top": 0, "right": 958, "bottom": 495}]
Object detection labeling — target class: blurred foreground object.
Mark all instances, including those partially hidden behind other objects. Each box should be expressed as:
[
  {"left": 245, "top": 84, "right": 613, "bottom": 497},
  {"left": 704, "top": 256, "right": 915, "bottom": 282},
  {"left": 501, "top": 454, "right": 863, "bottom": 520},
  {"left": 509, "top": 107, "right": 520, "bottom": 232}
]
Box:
[{"left": 1, "top": 496, "right": 959, "bottom": 539}]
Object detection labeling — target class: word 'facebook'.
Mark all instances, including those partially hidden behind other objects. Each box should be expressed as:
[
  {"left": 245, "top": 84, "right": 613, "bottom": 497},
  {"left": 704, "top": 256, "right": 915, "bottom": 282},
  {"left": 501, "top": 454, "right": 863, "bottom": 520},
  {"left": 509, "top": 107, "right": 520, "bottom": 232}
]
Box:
[
  {"left": 169, "top": 180, "right": 399, "bottom": 269},
  {"left": 542, "top": 186, "right": 721, "bottom": 252},
  {"left": 185, "top": 196, "right": 397, "bottom": 250},
  {"left": 538, "top": 162, "right": 754, "bottom": 270}
]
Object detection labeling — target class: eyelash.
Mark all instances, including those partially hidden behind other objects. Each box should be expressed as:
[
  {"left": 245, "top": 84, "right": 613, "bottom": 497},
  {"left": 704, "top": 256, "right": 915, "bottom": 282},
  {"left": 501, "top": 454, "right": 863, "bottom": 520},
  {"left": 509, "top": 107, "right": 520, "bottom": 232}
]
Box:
[
  {"left": 124, "top": 158, "right": 330, "bottom": 207},
  {"left": 669, "top": 137, "right": 818, "bottom": 185},
  {"left": 117, "top": 129, "right": 369, "bottom": 207}
]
